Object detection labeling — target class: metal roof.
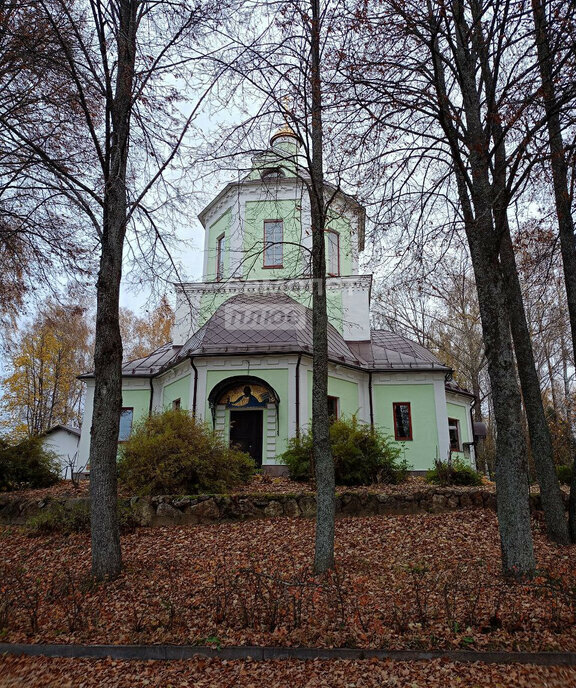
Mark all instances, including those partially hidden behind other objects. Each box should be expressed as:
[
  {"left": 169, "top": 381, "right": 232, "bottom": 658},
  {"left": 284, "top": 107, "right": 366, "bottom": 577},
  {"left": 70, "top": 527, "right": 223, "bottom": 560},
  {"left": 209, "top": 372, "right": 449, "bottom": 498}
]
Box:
[
  {"left": 348, "top": 331, "right": 448, "bottom": 370},
  {"left": 120, "top": 342, "right": 181, "bottom": 376},
  {"left": 82, "top": 295, "right": 450, "bottom": 380},
  {"left": 176, "top": 293, "right": 363, "bottom": 366},
  {"left": 44, "top": 424, "right": 81, "bottom": 437}
]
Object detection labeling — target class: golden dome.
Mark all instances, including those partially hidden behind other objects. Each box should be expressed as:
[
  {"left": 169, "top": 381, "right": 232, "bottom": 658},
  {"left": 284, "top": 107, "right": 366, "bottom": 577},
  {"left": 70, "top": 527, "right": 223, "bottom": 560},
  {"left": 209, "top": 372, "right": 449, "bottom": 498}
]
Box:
[{"left": 270, "top": 123, "right": 300, "bottom": 147}]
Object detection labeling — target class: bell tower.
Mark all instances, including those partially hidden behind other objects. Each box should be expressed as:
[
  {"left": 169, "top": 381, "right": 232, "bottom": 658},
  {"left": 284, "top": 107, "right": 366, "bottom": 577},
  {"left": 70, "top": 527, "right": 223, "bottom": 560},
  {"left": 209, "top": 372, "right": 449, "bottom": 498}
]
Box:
[{"left": 171, "top": 126, "right": 371, "bottom": 345}]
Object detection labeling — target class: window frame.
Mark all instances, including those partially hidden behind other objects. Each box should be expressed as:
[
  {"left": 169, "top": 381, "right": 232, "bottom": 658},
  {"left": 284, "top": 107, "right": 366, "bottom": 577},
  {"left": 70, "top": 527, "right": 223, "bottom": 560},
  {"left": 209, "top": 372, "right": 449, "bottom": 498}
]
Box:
[
  {"left": 172, "top": 398, "right": 181, "bottom": 411},
  {"left": 393, "top": 402, "right": 413, "bottom": 441},
  {"left": 448, "top": 417, "right": 461, "bottom": 452},
  {"left": 216, "top": 233, "right": 225, "bottom": 281},
  {"left": 263, "top": 219, "right": 284, "bottom": 269},
  {"left": 325, "top": 228, "right": 340, "bottom": 277},
  {"left": 118, "top": 407, "right": 134, "bottom": 443},
  {"left": 327, "top": 395, "right": 339, "bottom": 421}
]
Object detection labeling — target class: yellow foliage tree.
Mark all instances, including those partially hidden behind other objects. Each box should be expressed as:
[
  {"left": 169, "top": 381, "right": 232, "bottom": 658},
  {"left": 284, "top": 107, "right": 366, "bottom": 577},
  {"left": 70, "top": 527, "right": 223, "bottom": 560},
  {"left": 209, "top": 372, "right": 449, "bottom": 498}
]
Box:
[
  {"left": 119, "top": 296, "right": 174, "bottom": 361},
  {"left": 1, "top": 300, "right": 91, "bottom": 438}
]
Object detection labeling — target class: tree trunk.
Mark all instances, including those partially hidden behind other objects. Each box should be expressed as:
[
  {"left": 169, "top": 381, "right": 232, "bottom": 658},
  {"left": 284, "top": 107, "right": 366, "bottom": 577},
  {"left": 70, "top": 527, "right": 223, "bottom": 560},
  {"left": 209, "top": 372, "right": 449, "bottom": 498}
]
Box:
[
  {"left": 498, "top": 229, "right": 569, "bottom": 543},
  {"left": 465, "top": 207, "right": 536, "bottom": 577},
  {"left": 309, "top": 0, "right": 334, "bottom": 575},
  {"left": 468, "top": 0, "right": 567, "bottom": 543},
  {"left": 531, "top": 0, "right": 576, "bottom": 541},
  {"left": 89, "top": 0, "right": 137, "bottom": 581},
  {"left": 427, "top": 1, "right": 535, "bottom": 575}
]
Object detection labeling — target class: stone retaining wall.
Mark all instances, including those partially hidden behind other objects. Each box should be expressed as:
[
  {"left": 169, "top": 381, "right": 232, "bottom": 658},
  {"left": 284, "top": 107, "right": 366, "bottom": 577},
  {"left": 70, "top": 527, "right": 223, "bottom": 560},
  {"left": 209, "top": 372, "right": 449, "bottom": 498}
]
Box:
[{"left": 0, "top": 488, "right": 558, "bottom": 527}]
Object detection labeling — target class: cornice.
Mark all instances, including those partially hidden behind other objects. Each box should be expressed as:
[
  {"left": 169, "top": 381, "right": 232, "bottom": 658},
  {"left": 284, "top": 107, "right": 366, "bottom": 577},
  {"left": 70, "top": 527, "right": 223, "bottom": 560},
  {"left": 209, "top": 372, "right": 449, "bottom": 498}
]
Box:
[{"left": 175, "top": 275, "right": 373, "bottom": 295}]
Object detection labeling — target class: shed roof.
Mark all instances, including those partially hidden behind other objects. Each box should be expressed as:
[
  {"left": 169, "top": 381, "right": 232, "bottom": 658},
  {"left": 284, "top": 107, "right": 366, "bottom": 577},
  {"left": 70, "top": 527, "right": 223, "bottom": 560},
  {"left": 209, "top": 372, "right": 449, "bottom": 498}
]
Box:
[{"left": 44, "top": 424, "right": 81, "bottom": 437}]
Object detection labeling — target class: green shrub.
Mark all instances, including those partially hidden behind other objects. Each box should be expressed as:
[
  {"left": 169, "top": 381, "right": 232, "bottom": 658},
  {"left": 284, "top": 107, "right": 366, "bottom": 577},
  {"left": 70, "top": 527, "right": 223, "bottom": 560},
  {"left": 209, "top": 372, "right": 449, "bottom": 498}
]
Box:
[
  {"left": 556, "top": 464, "right": 573, "bottom": 486},
  {"left": 426, "top": 456, "right": 482, "bottom": 487},
  {"left": 26, "top": 500, "right": 138, "bottom": 536},
  {"left": 118, "top": 409, "right": 255, "bottom": 495},
  {"left": 0, "top": 436, "right": 60, "bottom": 491},
  {"left": 281, "top": 415, "right": 409, "bottom": 486}
]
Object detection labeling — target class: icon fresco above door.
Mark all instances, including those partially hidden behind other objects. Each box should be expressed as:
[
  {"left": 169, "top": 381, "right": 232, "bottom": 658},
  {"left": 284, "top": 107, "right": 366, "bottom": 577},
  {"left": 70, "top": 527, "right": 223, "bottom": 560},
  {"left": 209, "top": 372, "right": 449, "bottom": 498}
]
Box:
[{"left": 219, "top": 384, "right": 276, "bottom": 408}]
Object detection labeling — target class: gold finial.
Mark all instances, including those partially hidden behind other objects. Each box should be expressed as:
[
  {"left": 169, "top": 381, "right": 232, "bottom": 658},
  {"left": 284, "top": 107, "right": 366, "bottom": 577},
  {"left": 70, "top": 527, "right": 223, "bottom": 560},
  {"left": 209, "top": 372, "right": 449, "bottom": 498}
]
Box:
[{"left": 270, "top": 96, "right": 300, "bottom": 147}]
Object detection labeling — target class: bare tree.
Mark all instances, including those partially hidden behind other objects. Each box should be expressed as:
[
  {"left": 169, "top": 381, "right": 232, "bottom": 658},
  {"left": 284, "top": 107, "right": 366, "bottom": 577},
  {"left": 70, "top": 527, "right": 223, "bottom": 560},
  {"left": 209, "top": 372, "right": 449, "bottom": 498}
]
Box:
[
  {"left": 0, "top": 1, "right": 93, "bottom": 329},
  {"left": 0, "top": 0, "right": 228, "bottom": 579},
  {"left": 531, "top": 0, "right": 576, "bottom": 540},
  {"left": 344, "top": 0, "right": 545, "bottom": 574}
]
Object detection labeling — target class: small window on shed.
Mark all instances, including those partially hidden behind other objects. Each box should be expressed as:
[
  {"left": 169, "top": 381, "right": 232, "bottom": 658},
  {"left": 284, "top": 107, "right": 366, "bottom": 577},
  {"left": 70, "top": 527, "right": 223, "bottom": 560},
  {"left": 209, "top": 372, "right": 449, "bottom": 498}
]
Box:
[{"left": 172, "top": 398, "right": 181, "bottom": 411}]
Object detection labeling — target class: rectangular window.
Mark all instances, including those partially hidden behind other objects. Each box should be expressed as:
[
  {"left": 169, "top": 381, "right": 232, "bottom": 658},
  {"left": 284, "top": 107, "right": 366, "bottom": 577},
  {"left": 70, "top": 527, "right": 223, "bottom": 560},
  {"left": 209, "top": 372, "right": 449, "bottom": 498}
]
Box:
[
  {"left": 263, "top": 220, "right": 283, "bottom": 267},
  {"left": 118, "top": 407, "right": 134, "bottom": 442},
  {"left": 326, "top": 230, "right": 340, "bottom": 276},
  {"left": 393, "top": 402, "right": 412, "bottom": 441},
  {"left": 216, "top": 233, "right": 225, "bottom": 280},
  {"left": 172, "top": 398, "right": 181, "bottom": 411},
  {"left": 327, "top": 396, "right": 339, "bottom": 421},
  {"left": 448, "top": 418, "right": 461, "bottom": 451}
]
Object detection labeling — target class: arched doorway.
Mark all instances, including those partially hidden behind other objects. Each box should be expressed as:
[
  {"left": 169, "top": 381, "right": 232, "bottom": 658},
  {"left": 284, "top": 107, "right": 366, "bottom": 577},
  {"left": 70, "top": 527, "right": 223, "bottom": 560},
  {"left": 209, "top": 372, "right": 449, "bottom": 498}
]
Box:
[{"left": 208, "top": 376, "right": 280, "bottom": 468}]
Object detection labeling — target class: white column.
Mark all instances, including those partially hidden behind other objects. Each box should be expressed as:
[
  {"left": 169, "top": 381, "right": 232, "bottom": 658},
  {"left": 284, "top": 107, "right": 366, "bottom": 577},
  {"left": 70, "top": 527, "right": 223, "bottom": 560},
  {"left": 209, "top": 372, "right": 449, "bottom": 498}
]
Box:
[
  {"left": 433, "top": 377, "right": 451, "bottom": 461},
  {"left": 265, "top": 406, "right": 277, "bottom": 465},
  {"left": 194, "top": 362, "right": 208, "bottom": 421},
  {"left": 287, "top": 357, "right": 297, "bottom": 438},
  {"left": 77, "top": 382, "right": 95, "bottom": 467}
]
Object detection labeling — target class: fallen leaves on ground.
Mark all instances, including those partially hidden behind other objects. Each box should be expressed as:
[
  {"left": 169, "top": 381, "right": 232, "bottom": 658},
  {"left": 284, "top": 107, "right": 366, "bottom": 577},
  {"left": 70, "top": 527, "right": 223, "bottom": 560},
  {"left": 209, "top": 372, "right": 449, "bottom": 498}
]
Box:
[
  {"left": 4, "top": 475, "right": 496, "bottom": 500},
  {"left": 1, "top": 655, "right": 575, "bottom": 688},
  {"left": 2, "top": 509, "right": 576, "bottom": 653}
]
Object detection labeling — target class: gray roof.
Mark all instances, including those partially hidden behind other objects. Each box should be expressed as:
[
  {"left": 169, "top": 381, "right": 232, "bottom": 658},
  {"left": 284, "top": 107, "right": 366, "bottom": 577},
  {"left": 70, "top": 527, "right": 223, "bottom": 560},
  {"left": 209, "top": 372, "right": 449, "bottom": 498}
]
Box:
[
  {"left": 44, "top": 424, "right": 81, "bottom": 437},
  {"left": 110, "top": 293, "right": 449, "bottom": 379},
  {"left": 348, "top": 331, "right": 448, "bottom": 370},
  {"left": 120, "top": 342, "right": 181, "bottom": 376},
  {"left": 176, "top": 293, "right": 362, "bottom": 366}
]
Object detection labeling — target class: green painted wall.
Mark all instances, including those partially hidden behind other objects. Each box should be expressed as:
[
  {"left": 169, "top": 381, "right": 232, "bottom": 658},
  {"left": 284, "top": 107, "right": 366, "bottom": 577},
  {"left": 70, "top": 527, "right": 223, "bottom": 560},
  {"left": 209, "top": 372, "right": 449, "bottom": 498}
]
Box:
[
  {"left": 206, "top": 209, "right": 231, "bottom": 281},
  {"left": 446, "top": 401, "right": 471, "bottom": 461},
  {"left": 306, "top": 373, "right": 360, "bottom": 425},
  {"left": 121, "top": 388, "right": 151, "bottom": 430},
  {"left": 244, "top": 199, "right": 302, "bottom": 280},
  {"left": 372, "top": 383, "right": 439, "bottom": 471},
  {"left": 163, "top": 374, "right": 191, "bottom": 411},
  {"left": 205, "top": 367, "right": 290, "bottom": 462}
]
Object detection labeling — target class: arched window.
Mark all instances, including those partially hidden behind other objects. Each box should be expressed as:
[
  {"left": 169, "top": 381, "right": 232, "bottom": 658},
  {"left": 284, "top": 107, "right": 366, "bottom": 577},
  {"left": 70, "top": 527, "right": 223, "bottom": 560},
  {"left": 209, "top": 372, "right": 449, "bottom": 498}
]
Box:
[{"left": 325, "top": 229, "right": 340, "bottom": 276}]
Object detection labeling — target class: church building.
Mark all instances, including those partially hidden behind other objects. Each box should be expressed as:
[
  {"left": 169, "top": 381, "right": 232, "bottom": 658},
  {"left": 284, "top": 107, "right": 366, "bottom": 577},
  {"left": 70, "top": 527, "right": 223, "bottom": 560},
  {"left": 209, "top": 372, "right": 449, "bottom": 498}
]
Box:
[{"left": 78, "top": 126, "right": 476, "bottom": 474}]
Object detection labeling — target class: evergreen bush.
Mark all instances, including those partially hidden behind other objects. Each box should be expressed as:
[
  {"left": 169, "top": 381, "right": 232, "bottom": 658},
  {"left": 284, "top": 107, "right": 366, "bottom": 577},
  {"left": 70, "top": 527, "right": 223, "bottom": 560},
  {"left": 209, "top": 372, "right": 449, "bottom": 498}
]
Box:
[
  {"left": 426, "top": 456, "right": 482, "bottom": 487},
  {"left": 0, "top": 436, "right": 60, "bottom": 491},
  {"left": 281, "top": 415, "right": 409, "bottom": 485},
  {"left": 118, "top": 409, "right": 255, "bottom": 495}
]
